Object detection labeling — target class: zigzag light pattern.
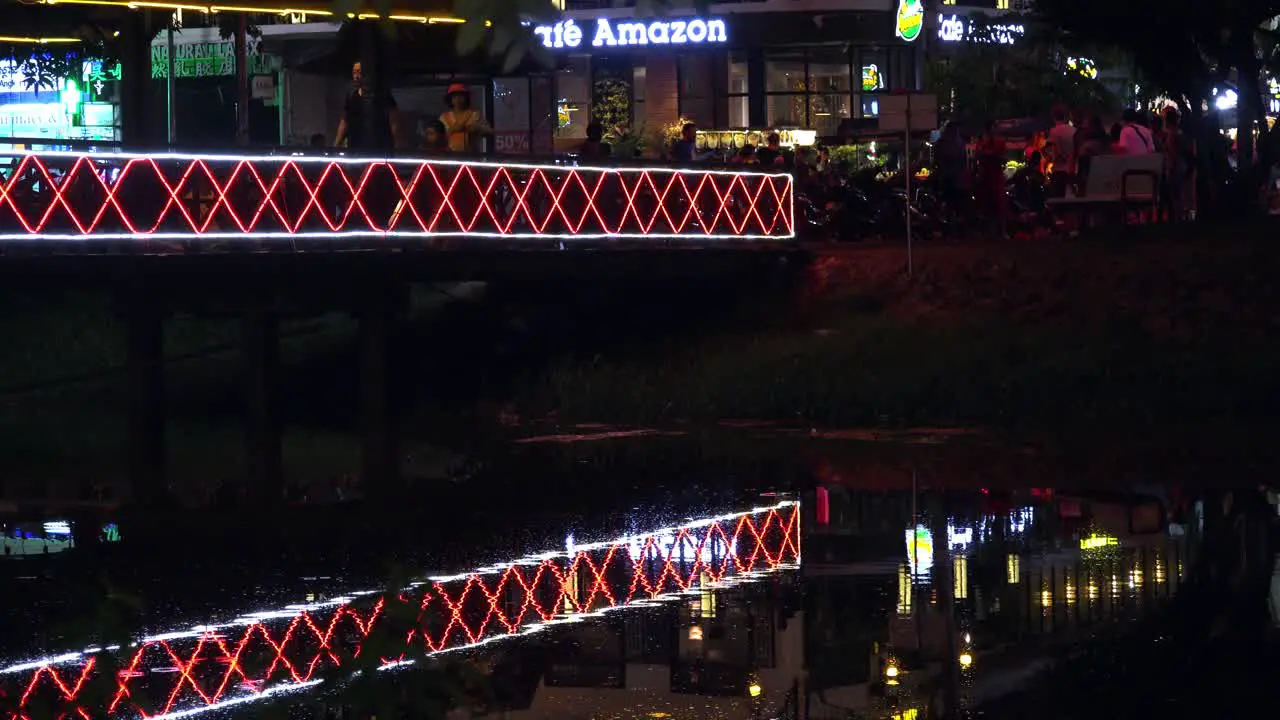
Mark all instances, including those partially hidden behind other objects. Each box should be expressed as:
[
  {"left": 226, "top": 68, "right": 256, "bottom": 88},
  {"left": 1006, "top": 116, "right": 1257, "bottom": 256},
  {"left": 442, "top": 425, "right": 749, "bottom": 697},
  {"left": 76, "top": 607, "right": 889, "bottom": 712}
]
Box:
[
  {"left": 0, "top": 151, "right": 795, "bottom": 245},
  {"left": 0, "top": 501, "right": 800, "bottom": 719}
]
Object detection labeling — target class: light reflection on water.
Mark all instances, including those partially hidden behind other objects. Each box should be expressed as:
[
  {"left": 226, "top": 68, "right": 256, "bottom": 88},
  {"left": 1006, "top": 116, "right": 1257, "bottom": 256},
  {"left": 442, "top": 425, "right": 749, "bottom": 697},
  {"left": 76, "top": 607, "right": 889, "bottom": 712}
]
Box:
[
  {"left": 805, "top": 489, "right": 1192, "bottom": 719},
  {"left": 2, "top": 501, "right": 800, "bottom": 719},
  {"left": 0, "top": 487, "right": 1203, "bottom": 720},
  {"left": 2, "top": 519, "right": 120, "bottom": 557},
  {"left": 507, "top": 491, "right": 1191, "bottom": 720}
]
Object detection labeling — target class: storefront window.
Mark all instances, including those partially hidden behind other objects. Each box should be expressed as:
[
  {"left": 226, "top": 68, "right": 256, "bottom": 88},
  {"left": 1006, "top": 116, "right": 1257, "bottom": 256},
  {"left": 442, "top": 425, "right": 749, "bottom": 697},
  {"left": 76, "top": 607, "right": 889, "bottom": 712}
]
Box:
[
  {"left": 767, "top": 95, "right": 805, "bottom": 128},
  {"left": 764, "top": 47, "right": 853, "bottom": 134},
  {"left": 857, "top": 47, "right": 887, "bottom": 119},
  {"left": 632, "top": 65, "right": 646, "bottom": 127},
  {"left": 694, "top": 45, "right": 920, "bottom": 136},
  {"left": 556, "top": 56, "right": 591, "bottom": 139},
  {"left": 727, "top": 52, "right": 749, "bottom": 128},
  {"left": 727, "top": 53, "right": 749, "bottom": 95},
  {"left": 678, "top": 55, "right": 714, "bottom": 128},
  {"left": 808, "top": 47, "right": 851, "bottom": 136},
  {"left": 765, "top": 49, "right": 805, "bottom": 94},
  {"left": 859, "top": 48, "right": 888, "bottom": 90},
  {"left": 808, "top": 47, "right": 850, "bottom": 93},
  {"left": 766, "top": 49, "right": 806, "bottom": 130},
  {"left": 811, "top": 94, "right": 851, "bottom": 136}
]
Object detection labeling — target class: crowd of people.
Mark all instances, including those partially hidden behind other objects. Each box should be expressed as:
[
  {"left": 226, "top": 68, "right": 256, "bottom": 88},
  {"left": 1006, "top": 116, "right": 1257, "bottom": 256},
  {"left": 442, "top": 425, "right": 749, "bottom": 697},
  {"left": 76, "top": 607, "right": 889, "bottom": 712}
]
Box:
[
  {"left": 325, "top": 60, "right": 1272, "bottom": 235},
  {"left": 930, "top": 104, "right": 1205, "bottom": 229}
]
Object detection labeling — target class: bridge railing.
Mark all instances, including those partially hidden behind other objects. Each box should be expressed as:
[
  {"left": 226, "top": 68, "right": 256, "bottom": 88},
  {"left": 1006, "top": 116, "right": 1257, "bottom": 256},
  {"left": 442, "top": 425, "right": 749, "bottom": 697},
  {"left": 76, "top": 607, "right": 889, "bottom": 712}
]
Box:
[{"left": 0, "top": 147, "right": 795, "bottom": 252}]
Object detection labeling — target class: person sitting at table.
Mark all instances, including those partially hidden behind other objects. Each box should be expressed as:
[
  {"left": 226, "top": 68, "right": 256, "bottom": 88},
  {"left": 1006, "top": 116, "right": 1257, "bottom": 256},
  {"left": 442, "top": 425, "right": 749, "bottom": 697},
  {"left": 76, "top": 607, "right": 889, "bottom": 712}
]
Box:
[{"left": 579, "top": 121, "right": 612, "bottom": 160}]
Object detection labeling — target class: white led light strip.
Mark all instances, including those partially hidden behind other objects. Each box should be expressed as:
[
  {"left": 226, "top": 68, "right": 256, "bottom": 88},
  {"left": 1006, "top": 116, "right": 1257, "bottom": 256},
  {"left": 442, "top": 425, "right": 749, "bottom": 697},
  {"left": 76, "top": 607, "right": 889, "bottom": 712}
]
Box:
[{"left": 0, "top": 500, "right": 800, "bottom": 719}]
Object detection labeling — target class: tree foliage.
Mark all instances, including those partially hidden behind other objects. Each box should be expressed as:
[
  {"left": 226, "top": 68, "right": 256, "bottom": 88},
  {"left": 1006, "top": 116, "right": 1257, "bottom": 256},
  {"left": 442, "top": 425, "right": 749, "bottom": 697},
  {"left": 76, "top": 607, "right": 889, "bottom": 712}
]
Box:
[
  {"left": 0, "top": 51, "right": 88, "bottom": 95},
  {"left": 1032, "top": 0, "right": 1225, "bottom": 109},
  {"left": 1034, "top": 0, "right": 1280, "bottom": 170},
  {"left": 926, "top": 17, "right": 1118, "bottom": 122},
  {"left": 0, "top": 7, "right": 122, "bottom": 91}
]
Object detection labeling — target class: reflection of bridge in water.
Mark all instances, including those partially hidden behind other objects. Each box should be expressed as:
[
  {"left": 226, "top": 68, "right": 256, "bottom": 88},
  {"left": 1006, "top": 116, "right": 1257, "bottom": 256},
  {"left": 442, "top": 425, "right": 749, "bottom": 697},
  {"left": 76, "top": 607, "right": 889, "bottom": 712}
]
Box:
[{"left": 2, "top": 502, "right": 800, "bottom": 719}]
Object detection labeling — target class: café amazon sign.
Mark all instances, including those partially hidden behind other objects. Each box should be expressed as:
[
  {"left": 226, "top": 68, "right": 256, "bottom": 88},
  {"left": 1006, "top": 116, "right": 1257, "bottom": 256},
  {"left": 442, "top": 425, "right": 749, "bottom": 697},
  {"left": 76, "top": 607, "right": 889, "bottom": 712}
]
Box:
[
  {"left": 533, "top": 16, "right": 728, "bottom": 50},
  {"left": 937, "top": 13, "right": 1026, "bottom": 45}
]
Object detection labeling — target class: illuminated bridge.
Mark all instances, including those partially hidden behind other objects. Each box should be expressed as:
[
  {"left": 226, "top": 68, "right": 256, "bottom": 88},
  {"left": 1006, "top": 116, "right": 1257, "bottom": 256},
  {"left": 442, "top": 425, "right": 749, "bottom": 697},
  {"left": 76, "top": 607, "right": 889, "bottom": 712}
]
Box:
[
  {"left": 0, "top": 147, "right": 797, "bottom": 505},
  {"left": 1, "top": 501, "right": 800, "bottom": 719},
  {"left": 0, "top": 149, "right": 794, "bottom": 251}
]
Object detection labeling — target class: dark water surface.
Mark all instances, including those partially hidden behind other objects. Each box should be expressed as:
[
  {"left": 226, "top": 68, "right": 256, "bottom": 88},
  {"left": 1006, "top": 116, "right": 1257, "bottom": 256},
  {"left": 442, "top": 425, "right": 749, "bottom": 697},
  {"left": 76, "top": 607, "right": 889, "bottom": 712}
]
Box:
[{"left": 2, "top": 438, "right": 1277, "bottom": 719}]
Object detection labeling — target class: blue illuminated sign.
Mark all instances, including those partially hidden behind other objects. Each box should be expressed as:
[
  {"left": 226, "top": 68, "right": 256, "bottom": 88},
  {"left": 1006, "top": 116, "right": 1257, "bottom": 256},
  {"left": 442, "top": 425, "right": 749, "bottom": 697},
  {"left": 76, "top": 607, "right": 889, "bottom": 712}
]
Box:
[{"left": 534, "top": 17, "right": 728, "bottom": 50}]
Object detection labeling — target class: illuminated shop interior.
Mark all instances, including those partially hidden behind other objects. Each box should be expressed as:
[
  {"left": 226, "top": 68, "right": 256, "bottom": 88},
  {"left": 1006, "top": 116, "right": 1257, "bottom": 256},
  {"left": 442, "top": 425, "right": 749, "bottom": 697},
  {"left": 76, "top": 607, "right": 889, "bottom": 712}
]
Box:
[
  {"left": 544, "top": 2, "right": 924, "bottom": 150},
  {"left": 0, "top": 57, "right": 120, "bottom": 142}
]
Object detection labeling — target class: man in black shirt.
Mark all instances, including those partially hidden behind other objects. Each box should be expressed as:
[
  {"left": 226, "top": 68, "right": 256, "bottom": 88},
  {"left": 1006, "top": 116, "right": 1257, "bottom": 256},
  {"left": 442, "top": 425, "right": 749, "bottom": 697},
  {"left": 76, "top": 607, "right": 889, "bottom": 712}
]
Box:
[
  {"left": 756, "top": 132, "right": 786, "bottom": 167},
  {"left": 334, "top": 61, "right": 401, "bottom": 152},
  {"left": 334, "top": 61, "right": 401, "bottom": 230}
]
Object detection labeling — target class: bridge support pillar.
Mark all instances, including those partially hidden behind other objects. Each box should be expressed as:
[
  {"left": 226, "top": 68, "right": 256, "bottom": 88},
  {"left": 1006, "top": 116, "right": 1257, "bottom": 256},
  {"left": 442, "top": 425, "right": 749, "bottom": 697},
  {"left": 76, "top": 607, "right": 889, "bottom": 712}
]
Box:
[
  {"left": 357, "top": 284, "right": 406, "bottom": 501},
  {"left": 125, "top": 299, "right": 167, "bottom": 507},
  {"left": 242, "top": 309, "right": 283, "bottom": 505}
]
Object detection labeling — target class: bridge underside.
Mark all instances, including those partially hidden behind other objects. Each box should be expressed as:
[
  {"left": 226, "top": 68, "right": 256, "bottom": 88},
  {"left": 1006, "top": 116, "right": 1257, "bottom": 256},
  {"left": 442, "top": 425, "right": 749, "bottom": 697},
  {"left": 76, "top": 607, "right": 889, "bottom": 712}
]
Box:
[{"left": 0, "top": 244, "right": 798, "bottom": 291}]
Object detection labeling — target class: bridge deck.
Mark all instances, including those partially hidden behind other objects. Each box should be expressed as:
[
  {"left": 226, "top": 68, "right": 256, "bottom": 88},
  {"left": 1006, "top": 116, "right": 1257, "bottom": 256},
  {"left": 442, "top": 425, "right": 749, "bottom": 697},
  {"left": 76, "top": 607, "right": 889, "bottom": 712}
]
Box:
[{"left": 0, "top": 149, "right": 795, "bottom": 255}]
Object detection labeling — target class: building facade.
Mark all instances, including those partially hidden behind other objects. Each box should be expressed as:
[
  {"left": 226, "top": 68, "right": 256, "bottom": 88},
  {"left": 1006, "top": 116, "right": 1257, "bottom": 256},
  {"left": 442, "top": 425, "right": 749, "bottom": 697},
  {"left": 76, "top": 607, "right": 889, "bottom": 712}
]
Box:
[
  {"left": 547, "top": 0, "right": 927, "bottom": 149},
  {"left": 3, "top": 1, "right": 935, "bottom": 151}
]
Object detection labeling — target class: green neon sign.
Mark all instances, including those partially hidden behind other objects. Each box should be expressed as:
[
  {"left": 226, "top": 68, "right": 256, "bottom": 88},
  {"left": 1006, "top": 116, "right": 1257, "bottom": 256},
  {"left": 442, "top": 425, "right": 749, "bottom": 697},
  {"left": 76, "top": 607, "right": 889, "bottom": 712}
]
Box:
[{"left": 150, "top": 42, "right": 280, "bottom": 79}]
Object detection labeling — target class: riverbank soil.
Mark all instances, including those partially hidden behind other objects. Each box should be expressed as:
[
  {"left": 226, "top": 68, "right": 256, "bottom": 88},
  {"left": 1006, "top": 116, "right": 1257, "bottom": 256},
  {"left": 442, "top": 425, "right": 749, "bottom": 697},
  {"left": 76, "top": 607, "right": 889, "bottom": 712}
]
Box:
[{"left": 520, "top": 221, "right": 1280, "bottom": 431}]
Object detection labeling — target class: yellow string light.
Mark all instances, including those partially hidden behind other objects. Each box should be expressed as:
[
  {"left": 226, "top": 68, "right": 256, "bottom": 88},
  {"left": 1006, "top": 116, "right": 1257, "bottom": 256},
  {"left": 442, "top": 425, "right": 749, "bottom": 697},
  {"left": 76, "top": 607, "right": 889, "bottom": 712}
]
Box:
[
  {"left": 212, "top": 5, "right": 333, "bottom": 14},
  {"left": 0, "top": 35, "right": 84, "bottom": 43}
]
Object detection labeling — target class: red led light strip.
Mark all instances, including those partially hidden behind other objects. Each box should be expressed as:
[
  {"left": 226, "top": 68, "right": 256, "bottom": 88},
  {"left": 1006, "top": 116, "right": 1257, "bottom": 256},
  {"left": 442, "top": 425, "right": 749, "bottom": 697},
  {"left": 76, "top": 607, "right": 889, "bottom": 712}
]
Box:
[
  {"left": 0, "top": 151, "right": 795, "bottom": 243},
  {"left": 1, "top": 504, "right": 799, "bottom": 719}
]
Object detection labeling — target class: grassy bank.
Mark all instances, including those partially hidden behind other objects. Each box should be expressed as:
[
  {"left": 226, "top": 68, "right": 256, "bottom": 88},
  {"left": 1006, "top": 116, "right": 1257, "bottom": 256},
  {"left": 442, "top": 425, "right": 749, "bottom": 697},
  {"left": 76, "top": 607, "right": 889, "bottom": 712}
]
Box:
[{"left": 517, "top": 223, "right": 1280, "bottom": 430}]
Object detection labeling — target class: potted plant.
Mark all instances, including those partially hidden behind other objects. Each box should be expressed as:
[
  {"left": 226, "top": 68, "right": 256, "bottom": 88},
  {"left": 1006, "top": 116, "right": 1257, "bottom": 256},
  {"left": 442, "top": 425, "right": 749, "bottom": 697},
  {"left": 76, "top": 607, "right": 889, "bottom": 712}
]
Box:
[{"left": 605, "top": 123, "right": 647, "bottom": 158}]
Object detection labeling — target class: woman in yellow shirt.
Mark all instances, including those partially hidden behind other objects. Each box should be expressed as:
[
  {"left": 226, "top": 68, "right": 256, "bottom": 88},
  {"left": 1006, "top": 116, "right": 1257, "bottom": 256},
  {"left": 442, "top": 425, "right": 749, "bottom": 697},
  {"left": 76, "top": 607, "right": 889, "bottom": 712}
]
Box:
[{"left": 440, "top": 83, "right": 492, "bottom": 153}]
